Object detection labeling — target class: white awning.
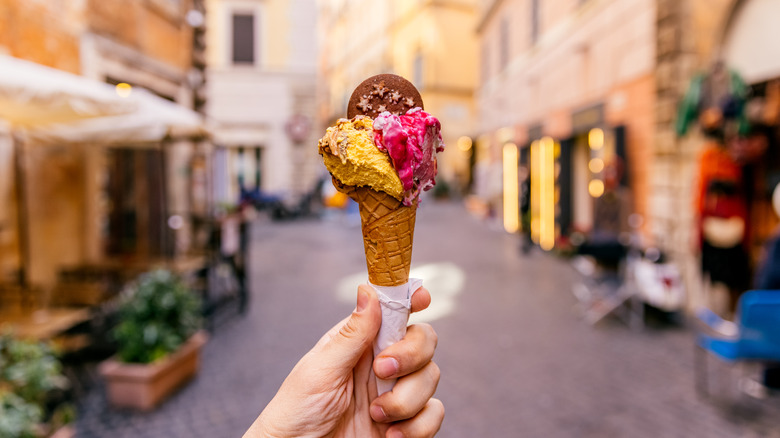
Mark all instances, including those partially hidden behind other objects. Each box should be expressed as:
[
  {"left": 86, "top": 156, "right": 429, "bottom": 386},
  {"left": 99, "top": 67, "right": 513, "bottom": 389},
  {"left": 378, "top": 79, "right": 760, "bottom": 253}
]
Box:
[
  {"left": 27, "top": 88, "right": 208, "bottom": 145},
  {"left": 0, "top": 54, "right": 135, "bottom": 127},
  {"left": 724, "top": 0, "right": 780, "bottom": 84}
]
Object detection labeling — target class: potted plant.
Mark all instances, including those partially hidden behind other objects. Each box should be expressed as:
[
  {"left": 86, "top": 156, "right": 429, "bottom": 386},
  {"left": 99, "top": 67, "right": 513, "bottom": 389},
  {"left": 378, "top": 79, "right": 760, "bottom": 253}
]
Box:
[
  {"left": 0, "top": 334, "right": 74, "bottom": 438},
  {"left": 99, "top": 269, "right": 207, "bottom": 411}
]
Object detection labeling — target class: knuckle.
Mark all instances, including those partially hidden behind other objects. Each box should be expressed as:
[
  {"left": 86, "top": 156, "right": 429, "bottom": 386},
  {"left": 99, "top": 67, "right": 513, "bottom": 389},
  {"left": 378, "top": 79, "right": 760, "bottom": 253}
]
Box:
[
  {"left": 383, "top": 396, "right": 414, "bottom": 419},
  {"left": 339, "top": 317, "right": 360, "bottom": 339},
  {"left": 429, "top": 398, "right": 445, "bottom": 417},
  {"left": 427, "top": 361, "right": 441, "bottom": 386},
  {"left": 424, "top": 324, "right": 438, "bottom": 349},
  {"left": 410, "top": 323, "right": 438, "bottom": 349},
  {"left": 428, "top": 398, "right": 445, "bottom": 434}
]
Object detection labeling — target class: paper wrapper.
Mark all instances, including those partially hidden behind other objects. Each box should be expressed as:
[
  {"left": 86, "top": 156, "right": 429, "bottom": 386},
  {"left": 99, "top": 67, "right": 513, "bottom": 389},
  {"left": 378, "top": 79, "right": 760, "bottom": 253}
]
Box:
[{"left": 369, "top": 278, "right": 423, "bottom": 395}]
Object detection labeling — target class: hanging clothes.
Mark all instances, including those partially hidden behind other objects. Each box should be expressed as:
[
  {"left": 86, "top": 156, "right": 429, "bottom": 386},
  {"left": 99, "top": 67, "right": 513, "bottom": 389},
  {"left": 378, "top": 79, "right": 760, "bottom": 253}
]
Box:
[
  {"left": 676, "top": 66, "right": 749, "bottom": 138},
  {"left": 694, "top": 143, "right": 751, "bottom": 293}
]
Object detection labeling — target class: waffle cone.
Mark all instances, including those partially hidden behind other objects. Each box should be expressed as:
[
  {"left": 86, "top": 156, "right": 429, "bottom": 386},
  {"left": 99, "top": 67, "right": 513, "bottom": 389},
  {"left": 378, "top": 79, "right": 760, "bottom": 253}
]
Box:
[{"left": 343, "top": 185, "right": 416, "bottom": 286}]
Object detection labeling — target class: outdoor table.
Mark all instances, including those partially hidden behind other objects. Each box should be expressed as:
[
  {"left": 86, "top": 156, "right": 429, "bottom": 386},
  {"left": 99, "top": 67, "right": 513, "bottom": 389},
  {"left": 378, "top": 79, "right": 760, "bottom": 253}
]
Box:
[
  {"left": 0, "top": 307, "right": 91, "bottom": 341},
  {"left": 71, "top": 255, "right": 207, "bottom": 277}
]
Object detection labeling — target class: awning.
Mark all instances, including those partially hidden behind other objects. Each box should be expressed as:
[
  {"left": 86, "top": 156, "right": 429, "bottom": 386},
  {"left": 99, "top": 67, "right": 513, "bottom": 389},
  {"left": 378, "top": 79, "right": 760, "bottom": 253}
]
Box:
[
  {"left": 27, "top": 88, "right": 208, "bottom": 145},
  {"left": 0, "top": 54, "right": 135, "bottom": 127}
]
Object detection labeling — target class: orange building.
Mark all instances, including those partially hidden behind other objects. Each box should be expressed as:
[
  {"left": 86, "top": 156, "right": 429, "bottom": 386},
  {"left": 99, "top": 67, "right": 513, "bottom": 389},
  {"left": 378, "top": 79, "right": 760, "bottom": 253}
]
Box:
[{"left": 0, "top": 0, "right": 205, "bottom": 289}]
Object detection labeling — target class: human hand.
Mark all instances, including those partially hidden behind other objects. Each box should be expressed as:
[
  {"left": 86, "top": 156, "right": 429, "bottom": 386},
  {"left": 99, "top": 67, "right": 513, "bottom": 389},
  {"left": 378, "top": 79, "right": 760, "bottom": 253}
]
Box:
[{"left": 243, "top": 285, "right": 443, "bottom": 438}]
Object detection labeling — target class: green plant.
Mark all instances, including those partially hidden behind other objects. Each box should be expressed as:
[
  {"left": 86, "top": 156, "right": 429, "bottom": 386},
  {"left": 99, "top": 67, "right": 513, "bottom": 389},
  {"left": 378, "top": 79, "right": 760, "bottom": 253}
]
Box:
[
  {"left": 0, "top": 391, "right": 41, "bottom": 438},
  {"left": 113, "top": 269, "right": 203, "bottom": 364},
  {"left": 0, "top": 334, "right": 70, "bottom": 438}
]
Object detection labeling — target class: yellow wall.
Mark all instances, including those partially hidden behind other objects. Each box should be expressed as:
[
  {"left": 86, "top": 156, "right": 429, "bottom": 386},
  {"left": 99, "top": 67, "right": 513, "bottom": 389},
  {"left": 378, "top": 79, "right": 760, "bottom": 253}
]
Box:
[
  {"left": 318, "top": 0, "right": 479, "bottom": 184},
  {"left": 0, "top": 0, "right": 82, "bottom": 73},
  {"left": 206, "top": 0, "right": 298, "bottom": 70}
]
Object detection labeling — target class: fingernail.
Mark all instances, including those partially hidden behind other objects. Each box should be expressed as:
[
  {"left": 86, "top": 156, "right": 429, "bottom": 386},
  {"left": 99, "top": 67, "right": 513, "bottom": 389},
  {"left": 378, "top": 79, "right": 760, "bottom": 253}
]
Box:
[
  {"left": 356, "top": 288, "right": 369, "bottom": 313},
  {"left": 375, "top": 357, "right": 399, "bottom": 378},
  {"left": 387, "top": 429, "right": 405, "bottom": 438},
  {"left": 370, "top": 404, "right": 387, "bottom": 422}
]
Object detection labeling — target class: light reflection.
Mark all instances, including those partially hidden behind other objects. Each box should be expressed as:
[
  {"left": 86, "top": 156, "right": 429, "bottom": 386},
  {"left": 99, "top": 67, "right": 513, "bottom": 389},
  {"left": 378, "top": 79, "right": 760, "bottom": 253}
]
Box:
[
  {"left": 588, "top": 128, "right": 604, "bottom": 150},
  {"left": 538, "top": 137, "right": 555, "bottom": 251},
  {"left": 457, "top": 136, "right": 472, "bottom": 152},
  {"left": 589, "top": 179, "right": 605, "bottom": 197},
  {"left": 502, "top": 143, "right": 519, "bottom": 233},
  {"left": 115, "top": 82, "right": 132, "bottom": 98},
  {"left": 588, "top": 158, "right": 604, "bottom": 173},
  {"left": 336, "top": 262, "right": 465, "bottom": 323}
]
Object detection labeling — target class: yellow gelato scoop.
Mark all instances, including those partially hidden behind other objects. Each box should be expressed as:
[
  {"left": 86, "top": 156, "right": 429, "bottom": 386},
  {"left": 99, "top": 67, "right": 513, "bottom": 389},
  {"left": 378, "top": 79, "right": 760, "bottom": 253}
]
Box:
[{"left": 317, "top": 116, "right": 404, "bottom": 201}]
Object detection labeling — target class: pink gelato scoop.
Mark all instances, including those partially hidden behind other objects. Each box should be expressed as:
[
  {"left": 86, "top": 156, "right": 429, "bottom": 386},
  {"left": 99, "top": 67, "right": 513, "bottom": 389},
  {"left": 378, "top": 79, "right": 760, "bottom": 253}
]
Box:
[{"left": 372, "top": 108, "right": 445, "bottom": 206}]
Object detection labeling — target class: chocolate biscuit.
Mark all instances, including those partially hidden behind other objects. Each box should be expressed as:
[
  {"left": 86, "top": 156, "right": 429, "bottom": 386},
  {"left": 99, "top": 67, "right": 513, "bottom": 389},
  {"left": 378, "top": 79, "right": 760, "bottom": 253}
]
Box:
[{"left": 347, "top": 74, "right": 424, "bottom": 119}]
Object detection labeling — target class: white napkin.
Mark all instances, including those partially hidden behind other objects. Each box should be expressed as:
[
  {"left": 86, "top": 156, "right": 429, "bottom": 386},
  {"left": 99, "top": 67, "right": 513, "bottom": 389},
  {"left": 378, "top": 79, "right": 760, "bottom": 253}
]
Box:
[{"left": 368, "top": 278, "right": 423, "bottom": 395}]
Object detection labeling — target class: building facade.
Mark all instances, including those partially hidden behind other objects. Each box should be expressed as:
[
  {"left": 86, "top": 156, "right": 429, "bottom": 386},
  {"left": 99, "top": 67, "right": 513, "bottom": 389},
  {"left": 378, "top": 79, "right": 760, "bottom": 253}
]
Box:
[
  {"left": 0, "top": 0, "right": 204, "bottom": 288},
  {"left": 654, "top": 0, "right": 780, "bottom": 309},
  {"left": 205, "top": 0, "right": 319, "bottom": 207},
  {"left": 317, "top": 0, "right": 479, "bottom": 192},
  {"left": 476, "top": 0, "right": 656, "bottom": 247}
]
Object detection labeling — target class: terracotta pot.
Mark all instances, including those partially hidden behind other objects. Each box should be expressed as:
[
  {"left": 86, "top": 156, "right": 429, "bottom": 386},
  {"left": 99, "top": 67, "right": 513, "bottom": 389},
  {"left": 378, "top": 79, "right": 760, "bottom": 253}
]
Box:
[
  {"left": 49, "top": 425, "right": 75, "bottom": 438},
  {"left": 99, "top": 331, "right": 208, "bottom": 411}
]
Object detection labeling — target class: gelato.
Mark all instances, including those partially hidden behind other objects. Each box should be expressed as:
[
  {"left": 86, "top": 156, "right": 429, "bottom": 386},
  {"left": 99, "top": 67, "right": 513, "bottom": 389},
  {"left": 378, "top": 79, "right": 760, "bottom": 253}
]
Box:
[
  {"left": 373, "top": 108, "right": 444, "bottom": 206},
  {"left": 317, "top": 73, "right": 444, "bottom": 394}
]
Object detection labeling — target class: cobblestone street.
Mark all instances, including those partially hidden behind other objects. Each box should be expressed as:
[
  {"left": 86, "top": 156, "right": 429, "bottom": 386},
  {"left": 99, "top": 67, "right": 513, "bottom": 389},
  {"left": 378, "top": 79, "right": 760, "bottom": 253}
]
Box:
[{"left": 77, "top": 201, "right": 780, "bottom": 437}]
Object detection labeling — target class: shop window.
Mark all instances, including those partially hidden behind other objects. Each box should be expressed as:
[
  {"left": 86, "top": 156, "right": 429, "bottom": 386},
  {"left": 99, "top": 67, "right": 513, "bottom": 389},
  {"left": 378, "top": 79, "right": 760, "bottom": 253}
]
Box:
[
  {"left": 232, "top": 13, "right": 256, "bottom": 64},
  {"left": 104, "top": 149, "right": 169, "bottom": 257}
]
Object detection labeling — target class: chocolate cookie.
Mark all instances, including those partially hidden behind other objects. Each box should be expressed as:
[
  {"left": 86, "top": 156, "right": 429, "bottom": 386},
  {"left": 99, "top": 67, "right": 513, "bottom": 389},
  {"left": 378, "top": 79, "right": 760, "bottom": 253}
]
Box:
[{"left": 347, "top": 74, "right": 424, "bottom": 119}]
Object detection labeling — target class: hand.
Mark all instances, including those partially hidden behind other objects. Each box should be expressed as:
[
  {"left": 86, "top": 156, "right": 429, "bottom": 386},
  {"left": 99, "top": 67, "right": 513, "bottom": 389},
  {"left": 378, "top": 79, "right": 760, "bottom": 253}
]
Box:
[{"left": 244, "top": 285, "right": 443, "bottom": 438}]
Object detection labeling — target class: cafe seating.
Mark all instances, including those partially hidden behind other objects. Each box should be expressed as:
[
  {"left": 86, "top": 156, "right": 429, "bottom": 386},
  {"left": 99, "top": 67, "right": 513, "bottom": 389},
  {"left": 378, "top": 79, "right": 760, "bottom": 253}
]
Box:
[{"left": 695, "top": 290, "right": 780, "bottom": 397}]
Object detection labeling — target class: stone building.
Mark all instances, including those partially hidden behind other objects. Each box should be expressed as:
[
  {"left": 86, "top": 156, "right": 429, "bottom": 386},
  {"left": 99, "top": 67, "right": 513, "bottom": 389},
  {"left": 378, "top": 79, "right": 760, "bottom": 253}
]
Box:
[
  {"left": 476, "top": 0, "right": 656, "bottom": 245},
  {"left": 653, "top": 0, "right": 780, "bottom": 308},
  {"left": 0, "top": 0, "right": 205, "bottom": 289},
  {"left": 204, "top": 0, "right": 319, "bottom": 207},
  {"left": 316, "top": 0, "right": 479, "bottom": 190}
]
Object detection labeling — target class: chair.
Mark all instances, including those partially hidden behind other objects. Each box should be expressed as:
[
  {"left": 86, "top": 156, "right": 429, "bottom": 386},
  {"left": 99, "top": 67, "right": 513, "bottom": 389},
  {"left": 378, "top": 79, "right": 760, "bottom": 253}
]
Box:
[{"left": 695, "top": 290, "right": 780, "bottom": 397}]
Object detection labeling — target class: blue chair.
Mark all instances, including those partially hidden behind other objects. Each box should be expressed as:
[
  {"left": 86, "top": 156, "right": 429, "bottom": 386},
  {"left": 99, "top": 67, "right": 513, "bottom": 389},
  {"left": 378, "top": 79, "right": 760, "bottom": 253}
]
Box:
[{"left": 695, "top": 290, "right": 780, "bottom": 397}]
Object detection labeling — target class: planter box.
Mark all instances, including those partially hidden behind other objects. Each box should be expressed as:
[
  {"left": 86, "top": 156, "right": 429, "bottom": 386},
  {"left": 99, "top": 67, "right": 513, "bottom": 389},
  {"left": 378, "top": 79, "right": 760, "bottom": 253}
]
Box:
[
  {"left": 99, "top": 331, "right": 208, "bottom": 411},
  {"left": 49, "top": 425, "right": 75, "bottom": 438}
]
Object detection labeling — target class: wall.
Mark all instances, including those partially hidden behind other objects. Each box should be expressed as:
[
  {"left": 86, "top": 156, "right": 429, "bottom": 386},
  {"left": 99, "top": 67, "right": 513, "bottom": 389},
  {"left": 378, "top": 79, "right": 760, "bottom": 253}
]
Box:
[
  {"left": 0, "top": 128, "right": 19, "bottom": 280},
  {"left": 206, "top": 0, "right": 319, "bottom": 203},
  {"left": 476, "top": 0, "right": 656, "bottom": 233},
  {"left": 0, "top": 0, "right": 82, "bottom": 73}
]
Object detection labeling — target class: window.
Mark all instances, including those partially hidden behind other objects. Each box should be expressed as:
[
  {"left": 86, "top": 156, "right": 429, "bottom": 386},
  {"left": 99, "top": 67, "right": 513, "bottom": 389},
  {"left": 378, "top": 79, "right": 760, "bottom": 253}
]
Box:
[
  {"left": 500, "top": 18, "right": 509, "bottom": 70},
  {"left": 413, "top": 52, "right": 424, "bottom": 89},
  {"left": 481, "top": 43, "right": 489, "bottom": 83},
  {"left": 531, "top": 0, "right": 540, "bottom": 44},
  {"left": 232, "top": 13, "right": 255, "bottom": 64}
]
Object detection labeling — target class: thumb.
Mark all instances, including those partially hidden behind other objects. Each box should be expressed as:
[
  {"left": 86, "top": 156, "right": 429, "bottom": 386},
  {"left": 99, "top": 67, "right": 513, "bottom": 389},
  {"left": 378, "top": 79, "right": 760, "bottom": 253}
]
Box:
[{"left": 318, "top": 285, "right": 382, "bottom": 372}]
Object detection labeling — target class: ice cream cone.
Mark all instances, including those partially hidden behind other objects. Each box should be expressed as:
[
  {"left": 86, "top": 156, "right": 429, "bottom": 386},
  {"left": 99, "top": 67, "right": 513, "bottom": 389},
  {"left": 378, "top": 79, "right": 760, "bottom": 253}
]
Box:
[{"left": 343, "top": 185, "right": 416, "bottom": 287}]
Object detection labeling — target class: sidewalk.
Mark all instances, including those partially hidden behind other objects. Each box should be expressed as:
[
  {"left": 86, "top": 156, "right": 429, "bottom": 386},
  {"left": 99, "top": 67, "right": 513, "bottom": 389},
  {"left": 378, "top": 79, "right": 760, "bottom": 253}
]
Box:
[{"left": 76, "top": 201, "right": 780, "bottom": 437}]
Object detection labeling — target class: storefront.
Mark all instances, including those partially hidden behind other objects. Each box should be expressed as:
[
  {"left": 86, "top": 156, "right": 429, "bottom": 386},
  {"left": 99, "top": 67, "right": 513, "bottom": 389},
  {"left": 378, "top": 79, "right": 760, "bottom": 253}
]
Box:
[
  {"left": 666, "top": 0, "right": 780, "bottom": 312},
  {"left": 722, "top": 0, "right": 780, "bottom": 265},
  {"left": 0, "top": 56, "right": 209, "bottom": 291},
  {"left": 524, "top": 103, "right": 632, "bottom": 251}
]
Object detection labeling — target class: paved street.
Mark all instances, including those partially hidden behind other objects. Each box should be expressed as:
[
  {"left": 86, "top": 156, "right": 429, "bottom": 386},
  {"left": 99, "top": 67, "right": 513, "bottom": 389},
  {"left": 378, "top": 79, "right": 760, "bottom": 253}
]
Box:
[{"left": 77, "top": 201, "right": 780, "bottom": 437}]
